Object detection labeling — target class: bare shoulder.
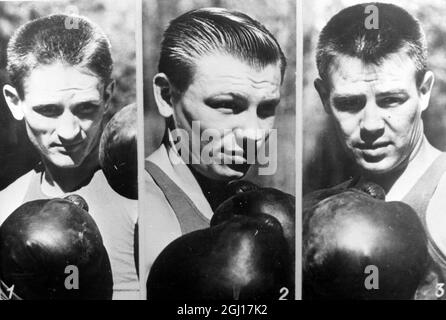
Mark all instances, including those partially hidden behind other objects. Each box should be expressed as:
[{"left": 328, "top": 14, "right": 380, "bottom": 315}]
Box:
[{"left": 0, "top": 171, "right": 34, "bottom": 224}]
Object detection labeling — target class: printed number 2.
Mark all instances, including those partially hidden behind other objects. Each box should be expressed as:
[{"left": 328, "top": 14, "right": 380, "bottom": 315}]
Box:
[
  {"left": 279, "top": 287, "right": 289, "bottom": 300},
  {"left": 436, "top": 283, "right": 445, "bottom": 298}
]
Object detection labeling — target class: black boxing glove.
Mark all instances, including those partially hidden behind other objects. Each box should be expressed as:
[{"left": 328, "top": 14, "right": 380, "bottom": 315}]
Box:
[
  {"left": 99, "top": 103, "right": 137, "bottom": 200},
  {"left": 147, "top": 215, "right": 290, "bottom": 300},
  {"left": 303, "top": 185, "right": 429, "bottom": 300},
  {"left": 0, "top": 195, "right": 113, "bottom": 300},
  {"left": 213, "top": 183, "right": 294, "bottom": 273},
  {"left": 213, "top": 181, "right": 295, "bottom": 252}
]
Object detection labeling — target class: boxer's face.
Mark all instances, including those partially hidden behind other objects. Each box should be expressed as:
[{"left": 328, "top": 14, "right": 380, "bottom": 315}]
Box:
[
  {"left": 18, "top": 63, "right": 110, "bottom": 168},
  {"left": 320, "top": 52, "right": 430, "bottom": 174},
  {"left": 172, "top": 53, "right": 282, "bottom": 181}
]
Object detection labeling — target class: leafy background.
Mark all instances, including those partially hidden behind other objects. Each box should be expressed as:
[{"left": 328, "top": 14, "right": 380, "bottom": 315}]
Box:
[
  {"left": 143, "top": 0, "right": 296, "bottom": 195},
  {"left": 303, "top": 0, "right": 446, "bottom": 194},
  {"left": 0, "top": 0, "right": 136, "bottom": 190}
]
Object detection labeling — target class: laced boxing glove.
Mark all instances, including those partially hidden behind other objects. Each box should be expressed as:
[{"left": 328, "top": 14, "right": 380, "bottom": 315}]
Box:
[
  {"left": 212, "top": 181, "right": 295, "bottom": 255},
  {"left": 303, "top": 182, "right": 429, "bottom": 300},
  {"left": 0, "top": 195, "right": 113, "bottom": 300},
  {"left": 212, "top": 181, "right": 295, "bottom": 297},
  {"left": 99, "top": 103, "right": 137, "bottom": 200},
  {"left": 147, "top": 214, "right": 290, "bottom": 300}
]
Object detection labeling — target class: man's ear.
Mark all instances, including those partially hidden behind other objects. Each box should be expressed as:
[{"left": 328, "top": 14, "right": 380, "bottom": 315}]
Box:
[
  {"left": 314, "top": 78, "right": 331, "bottom": 114},
  {"left": 103, "top": 79, "right": 115, "bottom": 110},
  {"left": 3, "top": 84, "right": 24, "bottom": 120},
  {"left": 153, "top": 73, "right": 174, "bottom": 118},
  {"left": 419, "top": 70, "right": 435, "bottom": 112}
]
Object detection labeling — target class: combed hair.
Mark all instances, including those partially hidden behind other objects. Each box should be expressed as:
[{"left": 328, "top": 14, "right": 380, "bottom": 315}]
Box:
[
  {"left": 7, "top": 14, "right": 113, "bottom": 99},
  {"left": 158, "top": 7, "right": 287, "bottom": 92},
  {"left": 316, "top": 2, "right": 427, "bottom": 86}
]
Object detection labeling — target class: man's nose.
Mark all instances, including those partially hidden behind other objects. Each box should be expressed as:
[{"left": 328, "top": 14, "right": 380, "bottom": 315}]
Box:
[
  {"left": 360, "top": 102, "right": 385, "bottom": 141},
  {"left": 234, "top": 108, "right": 269, "bottom": 149},
  {"left": 56, "top": 111, "right": 81, "bottom": 141}
]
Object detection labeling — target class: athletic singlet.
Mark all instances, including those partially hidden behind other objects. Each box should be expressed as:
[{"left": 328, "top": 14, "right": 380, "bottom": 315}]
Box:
[
  {"left": 402, "top": 153, "right": 446, "bottom": 299},
  {"left": 19, "top": 167, "right": 139, "bottom": 300},
  {"left": 145, "top": 161, "right": 210, "bottom": 234}
]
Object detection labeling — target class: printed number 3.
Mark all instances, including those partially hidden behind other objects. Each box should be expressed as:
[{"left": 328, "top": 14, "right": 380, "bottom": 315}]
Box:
[
  {"left": 436, "top": 283, "right": 445, "bottom": 298},
  {"left": 279, "top": 287, "right": 289, "bottom": 300}
]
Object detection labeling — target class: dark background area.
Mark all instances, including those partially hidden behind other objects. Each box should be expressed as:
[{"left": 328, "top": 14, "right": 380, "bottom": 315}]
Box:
[
  {"left": 303, "top": 0, "right": 446, "bottom": 194},
  {"left": 0, "top": 0, "right": 136, "bottom": 190},
  {"left": 142, "top": 0, "right": 296, "bottom": 195}
]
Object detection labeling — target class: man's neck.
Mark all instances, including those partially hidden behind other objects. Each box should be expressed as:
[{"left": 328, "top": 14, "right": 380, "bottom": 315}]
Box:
[
  {"left": 361, "top": 136, "right": 441, "bottom": 201},
  {"left": 41, "top": 149, "right": 100, "bottom": 196},
  {"left": 188, "top": 165, "right": 232, "bottom": 211}
]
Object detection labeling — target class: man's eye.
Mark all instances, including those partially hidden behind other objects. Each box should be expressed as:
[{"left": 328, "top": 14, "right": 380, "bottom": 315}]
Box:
[
  {"left": 75, "top": 103, "right": 100, "bottom": 116},
  {"left": 333, "top": 97, "right": 364, "bottom": 112},
  {"left": 258, "top": 102, "right": 278, "bottom": 119},
  {"left": 33, "top": 105, "right": 62, "bottom": 117},
  {"left": 210, "top": 101, "right": 241, "bottom": 113},
  {"left": 379, "top": 97, "right": 405, "bottom": 107}
]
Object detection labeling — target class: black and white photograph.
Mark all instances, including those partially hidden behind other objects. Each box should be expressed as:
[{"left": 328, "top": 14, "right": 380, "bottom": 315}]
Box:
[
  {"left": 140, "top": 0, "right": 296, "bottom": 300},
  {"left": 0, "top": 0, "right": 139, "bottom": 300},
  {"left": 303, "top": 0, "right": 446, "bottom": 300}
]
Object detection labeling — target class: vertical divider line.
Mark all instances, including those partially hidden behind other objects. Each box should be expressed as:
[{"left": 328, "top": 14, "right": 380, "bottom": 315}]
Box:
[
  {"left": 135, "top": 0, "right": 146, "bottom": 300},
  {"left": 295, "top": 0, "right": 303, "bottom": 301}
]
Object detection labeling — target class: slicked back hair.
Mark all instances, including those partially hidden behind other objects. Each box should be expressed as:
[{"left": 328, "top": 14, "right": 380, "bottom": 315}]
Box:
[
  {"left": 158, "top": 7, "right": 287, "bottom": 93},
  {"left": 316, "top": 2, "right": 427, "bottom": 87},
  {"left": 7, "top": 14, "right": 113, "bottom": 99}
]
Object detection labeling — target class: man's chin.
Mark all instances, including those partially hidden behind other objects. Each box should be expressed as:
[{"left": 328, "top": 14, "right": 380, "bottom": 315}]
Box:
[
  {"left": 199, "top": 163, "right": 251, "bottom": 181},
  {"left": 44, "top": 155, "right": 84, "bottom": 169},
  {"left": 357, "top": 158, "right": 397, "bottom": 175}
]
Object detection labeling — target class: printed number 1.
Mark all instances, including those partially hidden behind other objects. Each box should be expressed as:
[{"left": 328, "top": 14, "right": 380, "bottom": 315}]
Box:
[
  {"left": 436, "top": 283, "right": 445, "bottom": 298},
  {"left": 6, "top": 284, "right": 15, "bottom": 299}
]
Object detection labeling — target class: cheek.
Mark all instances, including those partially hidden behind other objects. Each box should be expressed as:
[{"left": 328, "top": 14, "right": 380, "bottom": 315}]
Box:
[
  {"left": 388, "top": 104, "right": 420, "bottom": 137},
  {"left": 332, "top": 112, "right": 359, "bottom": 140},
  {"left": 25, "top": 115, "right": 55, "bottom": 136},
  {"left": 80, "top": 112, "right": 104, "bottom": 136},
  {"left": 80, "top": 119, "right": 98, "bottom": 134}
]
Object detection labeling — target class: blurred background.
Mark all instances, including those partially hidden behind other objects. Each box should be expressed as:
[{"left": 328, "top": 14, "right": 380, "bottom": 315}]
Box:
[
  {"left": 303, "top": 0, "right": 446, "bottom": 194},
  {"left": 0, "top": 0, "right": 136, "bottom": 190},
  {"left": 143, "top": 0, "right": 296, "bottom": 195}
]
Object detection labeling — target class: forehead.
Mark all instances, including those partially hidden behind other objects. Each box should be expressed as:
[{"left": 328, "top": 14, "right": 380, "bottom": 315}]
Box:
[
  {"left": 23, "top": 63, "right": 102, "bottom": 104},
  {"left": 327, "top": 53, "right": 418, "bottom": 94},
  {"left": 188, "top": 53, "right": 282, "bottom": 98}
]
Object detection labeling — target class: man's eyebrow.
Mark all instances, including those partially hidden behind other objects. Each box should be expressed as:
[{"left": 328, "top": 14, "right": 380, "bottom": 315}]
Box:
[
  {"left": 71, "top": 100, "right": 102, "bottom": 108},
  {"left": 332, "top": 94, "right": 365, "bottom": 101},
  {"left": 259, "top": 97, "right": 281, "bottom": 106},
  {"left": 31, "top": 103, "right": 62, "bottom": 109},
  {"left": 205, "top": 92, "right": 248, "bottom": 103},
  {"left": 376, "top": 90, "right": 409, "bottom": 97}
]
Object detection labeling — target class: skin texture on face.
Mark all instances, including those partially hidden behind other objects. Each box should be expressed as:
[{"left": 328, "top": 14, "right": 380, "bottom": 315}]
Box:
[
  {"left": 20, "top": 63, "right": 106, "bottom": 168},
  {"left": 323, "top": 52, "right": 427, "bottom": 175},
  {"left": 172, "top": 53, "right": 282, "bottom": 181}
]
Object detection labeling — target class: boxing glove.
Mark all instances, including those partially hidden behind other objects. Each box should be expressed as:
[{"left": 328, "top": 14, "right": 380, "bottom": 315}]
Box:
[
  {"left": 0, "top": 195, "right": 113, "bottom": 300},
  {"left": 303, "top": 185, "right": 428, "bottom": 300},
  {"left": 213, "top": 183, "right": 295, "bottom": 262},
  {"left": 99, "top": 103, "right": 138, "bottom": 200},
  {"left": 147, "top": 214, "right": 291, "bottom": 300}
]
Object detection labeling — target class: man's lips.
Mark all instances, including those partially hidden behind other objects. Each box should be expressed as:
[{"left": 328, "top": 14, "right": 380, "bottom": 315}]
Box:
[
  {"left": 52, "top": 141, "right": 85, "bottom": 153},
  {"left": 355, "top": 141, "right": 391, "bottom": 151},
  {"left": 354, "top": 141, "right": 392, "bottom": 160}
]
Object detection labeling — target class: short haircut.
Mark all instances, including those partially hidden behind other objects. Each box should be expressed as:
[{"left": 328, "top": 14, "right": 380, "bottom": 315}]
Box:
[
  {"left": 158, "top": 7, "right": 287, "bottom": 93},
  {"left": 7, "top": 14, "right": 113, "bottom": 99},
  {"left": 316, "top": 2, "right": 427, "bottom": 87}
]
